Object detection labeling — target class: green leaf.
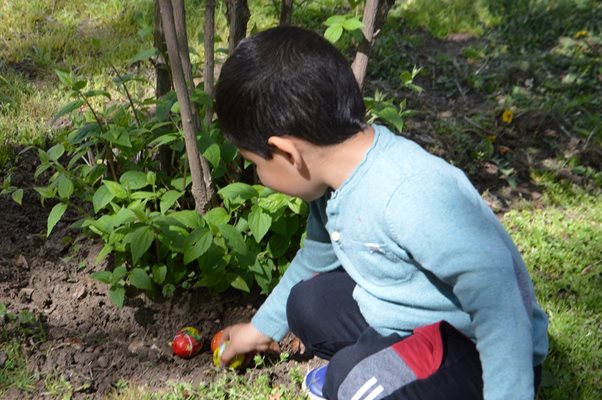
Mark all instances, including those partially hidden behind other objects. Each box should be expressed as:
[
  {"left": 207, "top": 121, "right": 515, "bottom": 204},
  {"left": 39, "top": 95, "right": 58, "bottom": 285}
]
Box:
[
  {"left": 55, "top": 69, "right": 74, "bottom": 87},
  {"left": 169, "top": 210, "right": 203, "bottom": 229},
  {"left": 89, "top": 215, "right": 115, "bottom": 235},
  {"left": 287, "top": 197, "right": 306, "bottom": 214},
  {"left": 120, "top": 171, "right": 148, "bottom": 191},
  {"left": 34, "top": 163, "right": 50, "bottom": 179},
  {"left": 130, "top": 191, "right": 157, "bottom": 200},
  {"left": 218, "top": 224, "right": 247, "bottom": 255},
  {"left": 37, "top": 148, "right": 50, "bottom": 164},
  {"left": 126, "top": 226, "right": 155, "bottom": 265},
  {"left": 152, "top": 265, "right": 167, "bottom": 284},
  {"left": 129, "top": 268, "right": 153, "bottom": 291},
  {"left": 183, "top": 228, "right": 213, "bottom": 264},
  {"left": 342, "top": 18, "right": 363, "bottom": 31},
  {"left": 90, "top": 270, "right": 112, "bottom": 284},
  {"left": 93, "top": 185, "right": 115, "bottom": 213},
  {"left": 248, "top": 206, "right": 272, "bottom": 242},
  {"left": 162, "top": 283, "right": 176, "bottom": 298},
  {"left": 170, "top": 176, "right": 192, "bottom": 190},
  {"left": 11, "top": 189, "right": 23, "bottom": 205},
  {"left": 112, "top": 73, "right": 145, "bottom": 86},
  {"left": 268, "top": 234, "right": 290, "bottom": 258},
  {"left": 34, "top": 185, "right": 56, "bottom": 200},
  {"left": 82, "top": 89, "right": 111, "bottom": 99},
  {"left": 258, "top": 193, "right": 290, "bottom": 212},
  {"left": 47, "top": 203, "right": 67, "bottom": 236},
  {"left": 204, "top": 207, "right": 230, "bottom": 227},
  {"left": 377, "top": 107, "right": 404, "bottom": 132},
  {"left": 1, "top": 176, "right": 10, "bottom": 190},
  {"left": 324, "top": 25, "right": 343, "bottom": 43},
  {"left": 112, "top": 208, "right": 137, "bottom": 227},
  {"left": 203, "top": 143, "right": 221, "bottom": 168},
  {"left": 73, "top": 80, "right": 87, "bottom": 90},
  {"left": 146, "top": 171, "right": 156, "bottom": 186},
  {"left": 94, "top": 244, "right": 113, "bottom": 265},
  {"left": 218, "top": 182, "right": 258, "bottom": 205},
  {"left": 105, "top": 127, "right": 132, "bottom": 148},
  {"left": 57, "top": 174, "right": 74, "bottom": 200},
  {"left": 103, "top": 180, "right": 128, "bottom": 199},
  {"left": 108, "top": 285, "right": 125, "bottom": 307},
  {"left": 191, "top": 88, "right": 213, "bottom": 107},
  {"left": 149, "top": 132, "right": 180, "bottom": 147},
  {"left": 53, "top": 99, "right": 84, "bottom": 121},
  {"left": 324, "top": 15, "right": 347, "bottom": 26},
  {"left": 111, "top": 265, "right": 128, "bottom": 285},
  {"left": 47, "top": 144, "right": 65, "bottom": 161},
  {"left": 160, "top": 190, "right": 183, "bottom": 214},
  {"left": 130, "top": 48, "right": 157, "bottom": 64},
  {"left": 230, "top": 275, "right": 250, "bottom": 292}
]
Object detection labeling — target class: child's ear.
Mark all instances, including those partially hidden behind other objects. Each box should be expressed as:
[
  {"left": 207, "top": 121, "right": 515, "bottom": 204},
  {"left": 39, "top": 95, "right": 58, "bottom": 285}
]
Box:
[{"left": 267, "top": 136, "right": 304, "bottom": 170}]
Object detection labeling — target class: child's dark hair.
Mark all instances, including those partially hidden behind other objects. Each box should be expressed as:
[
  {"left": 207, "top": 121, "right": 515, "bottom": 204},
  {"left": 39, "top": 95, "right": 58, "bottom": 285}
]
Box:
[{"left": 215, "top": 26, "right": 366, "bottom": 158}]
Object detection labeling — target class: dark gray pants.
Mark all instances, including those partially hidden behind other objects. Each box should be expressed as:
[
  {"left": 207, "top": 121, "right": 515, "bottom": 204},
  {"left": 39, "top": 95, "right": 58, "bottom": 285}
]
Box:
[{"left": 287, "top": 270, "right": 541, "bottom": 400}]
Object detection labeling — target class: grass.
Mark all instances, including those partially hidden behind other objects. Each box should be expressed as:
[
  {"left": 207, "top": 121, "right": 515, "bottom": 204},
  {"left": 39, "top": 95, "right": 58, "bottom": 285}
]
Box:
[
  {"left": 0, "top": 339, "right": 36, "bottom": 395},
  {"left": 107, "top": 365, "right": 306, "bottom": 400},
  {"left": 0, "top": 0, "right": 151, "bottom": 153},
  {"left": 1, "top": 0, "right": 601, "bottom": 398},
  {"left": 503, "top": 177, "right": 602, "bottom": 399}
]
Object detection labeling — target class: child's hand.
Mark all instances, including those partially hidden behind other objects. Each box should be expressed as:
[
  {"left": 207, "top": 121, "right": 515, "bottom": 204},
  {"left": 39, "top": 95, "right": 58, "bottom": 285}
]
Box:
[{"left": 219, "top": 322, "right": 272, "bottom": 366}]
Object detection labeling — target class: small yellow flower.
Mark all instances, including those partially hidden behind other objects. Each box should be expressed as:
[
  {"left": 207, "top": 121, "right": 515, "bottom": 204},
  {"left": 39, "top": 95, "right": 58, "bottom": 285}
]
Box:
[
  {"left": 501, "top": 109, "right": 513, "bottom": 124},
  {"left": 575, "top": 30, "right": 588, "bottom": 39}
]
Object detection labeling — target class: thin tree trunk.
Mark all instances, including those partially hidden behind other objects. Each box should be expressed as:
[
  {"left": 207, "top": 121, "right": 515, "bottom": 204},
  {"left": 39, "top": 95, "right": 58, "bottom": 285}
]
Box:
[
  {"left": 226, "top": 0, "right": 250, "bottom": 54},
  {"left": 203, "top": 0, "right": 216, "bottom": 129},
  {"left": 351, "top": 0, "right": 395, "bottom": 89},
  {"left": 172, "top": 0, "right": 199, "bottom": 129},
  {"left": 172, "top": 0, "right": 214, "bottom": 207},
  {"left": 279, "top": 0, "right": 293, "bottom": 26},
  {"left": 374, "top": 0, "right": 395, "bottom": 34},
  {"left": 351, "top": 0, "right": 378, "bottom": 89},
  {"left": 159, "top": 0, "right": 212, "bottom": 213},
  {"left": 225, "top": 0, "right": 253, "bottom": 183},
  {"left": 154, "top": 0, "right": 173, "bottom": 174}
]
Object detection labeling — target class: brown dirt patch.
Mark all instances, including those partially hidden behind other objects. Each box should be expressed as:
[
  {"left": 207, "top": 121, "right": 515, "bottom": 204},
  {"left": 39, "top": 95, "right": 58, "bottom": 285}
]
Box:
[{"left": 0, "top": 151, "right": 312, "bottom": 398}]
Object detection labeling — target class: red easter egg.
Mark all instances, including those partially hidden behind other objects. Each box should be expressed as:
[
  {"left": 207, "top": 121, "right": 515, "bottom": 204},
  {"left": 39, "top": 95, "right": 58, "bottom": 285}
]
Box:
[
  {"left": 210, "top": 330, "right": 224, "bottom": 353},
  {"left": 171, "top": 326, "right": 203, "bottom": 358}
]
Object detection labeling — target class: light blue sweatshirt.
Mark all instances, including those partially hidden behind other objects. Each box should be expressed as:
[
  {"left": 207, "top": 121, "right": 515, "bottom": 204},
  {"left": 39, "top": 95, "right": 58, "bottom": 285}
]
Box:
[{"left": 252, "top": 124, "right": 548, "bottom": 400}]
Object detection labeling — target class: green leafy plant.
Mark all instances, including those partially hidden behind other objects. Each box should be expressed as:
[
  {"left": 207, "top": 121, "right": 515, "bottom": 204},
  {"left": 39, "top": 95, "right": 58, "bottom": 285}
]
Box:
[
  {"left": 0, "top": 304, "right": 45, "bottom": 342},
  {"left": 364, "top": 67, "right": 422, "bottom": 133},
  {"left": 33, "top": 69, "right": 308, "bottom": 307},
  {"left": 0, "top": 175, "right": 24, "bottom": 205},
  {"left": 365, "top": 91, "right": 413, "bottom": 133},
  {"left": 323, "top": 14, "right": 363, "bottom": 44}
]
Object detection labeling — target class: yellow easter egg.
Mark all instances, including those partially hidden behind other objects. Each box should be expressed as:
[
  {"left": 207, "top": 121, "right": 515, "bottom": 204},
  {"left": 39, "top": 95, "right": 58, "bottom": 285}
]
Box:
[{"left": 213, "top": 342, "right": 245, "bottom": 369}]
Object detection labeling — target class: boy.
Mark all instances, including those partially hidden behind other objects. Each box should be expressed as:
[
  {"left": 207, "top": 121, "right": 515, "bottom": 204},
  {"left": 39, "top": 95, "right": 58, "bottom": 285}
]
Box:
[{"left": 214, "top": 26, "right": 548, "bottom": 400}]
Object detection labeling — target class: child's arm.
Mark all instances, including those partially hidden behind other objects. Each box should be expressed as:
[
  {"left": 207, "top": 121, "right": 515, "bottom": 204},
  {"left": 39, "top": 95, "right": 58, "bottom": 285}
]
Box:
[
  {"left": 386, "top": 173, "right": 539, "bottom": 400},
  {"left": 224, "top": 195, "right": 340, "bottom": 355}
]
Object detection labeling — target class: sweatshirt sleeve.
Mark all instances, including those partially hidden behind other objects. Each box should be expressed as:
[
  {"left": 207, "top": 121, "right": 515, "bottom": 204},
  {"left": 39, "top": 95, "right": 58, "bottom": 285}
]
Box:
[
  {"left": 251, "top": 194, "right": 341, "bottom": 341},
  {"left": 386, "top": 172, "right": 536, "bottom": 400}
]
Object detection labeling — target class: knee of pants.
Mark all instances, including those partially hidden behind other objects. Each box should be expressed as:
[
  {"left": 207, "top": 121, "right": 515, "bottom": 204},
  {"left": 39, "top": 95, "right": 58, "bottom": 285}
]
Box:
[{"left": 286, "top": 278, "right": 317, "bottom": 338}]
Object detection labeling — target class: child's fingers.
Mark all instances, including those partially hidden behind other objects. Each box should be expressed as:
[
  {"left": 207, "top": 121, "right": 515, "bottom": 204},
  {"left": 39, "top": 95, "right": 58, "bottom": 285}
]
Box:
[{"left": 219, "top": 343, "right": 237, "bottom": 366}]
